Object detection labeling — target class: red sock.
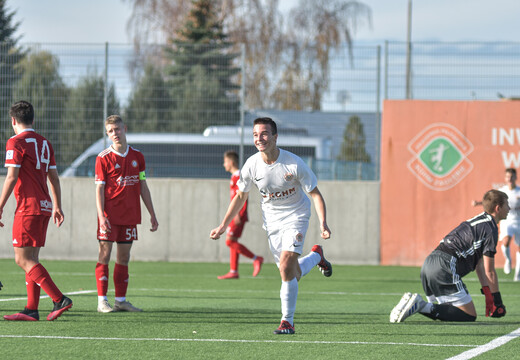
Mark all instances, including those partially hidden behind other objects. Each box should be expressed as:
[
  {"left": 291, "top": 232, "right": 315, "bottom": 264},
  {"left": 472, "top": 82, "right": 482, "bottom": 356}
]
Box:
[
  {"left": 236, "top": 243, "right": 255, "bottom": 259},
  {"left": 95, "top": 263, "right": 109, "bottom": 296},
  {"left": 113, "top": 263, "right": 129, "bottom": 298},
  {"left": 227, "top": 239, "right": 255, "bottom": 259},
  {"left": 25, "top": 273, "right": 40, "bottom": 310},
  {"left": 27, "top": 264, "right": 62, "bottom": 303}
]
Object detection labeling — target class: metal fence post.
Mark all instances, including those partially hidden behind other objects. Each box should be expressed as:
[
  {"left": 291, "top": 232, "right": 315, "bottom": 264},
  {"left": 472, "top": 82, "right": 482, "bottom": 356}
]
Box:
[
  {"left": 103, "top": 41, "right": 109, "bottom": 149},
  {"left": 239, "top": 43, "right": 245, "bottom": 168}
]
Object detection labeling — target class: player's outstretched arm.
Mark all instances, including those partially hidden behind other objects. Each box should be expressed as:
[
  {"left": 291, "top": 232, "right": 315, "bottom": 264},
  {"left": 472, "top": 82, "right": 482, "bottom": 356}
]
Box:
[
  {"left": 0, "top": 167, "right": 19, "bottom": 227},
  {"left": 210, "top": 190, "right": 249, "bottom": 240},
  {"left": 309, "top": 187, "right": 331, "bottom": 239},
  {"left": 140, "top": 180, "right": 158, "bottom": 232},
  {"left": 48, "top": 168, "right": 64, "bottom": 227}
]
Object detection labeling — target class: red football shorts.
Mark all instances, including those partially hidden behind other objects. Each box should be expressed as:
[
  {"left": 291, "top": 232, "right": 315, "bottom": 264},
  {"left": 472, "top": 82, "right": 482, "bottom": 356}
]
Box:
[
  {"left": 97, "top": 223, "right": 138, "bottom": 243},
  {"left": 227, "top": 220, "right": 245, "bottom": 238},
  {"left": 12, "top": 215, "right": 50, "bottom": 247}
]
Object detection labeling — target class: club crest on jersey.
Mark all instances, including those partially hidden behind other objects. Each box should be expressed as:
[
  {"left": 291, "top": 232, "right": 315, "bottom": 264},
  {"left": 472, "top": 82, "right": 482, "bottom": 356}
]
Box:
[
  {"left": 131, "top": 160, "right": 138, "bottom": 168},
  {"left": 295, "top": 233, "right": 303, "bottom": 242},
  {"left": 407, "top": 123, "right": 473, "bottom": 191},
  {"left": 283, "top": 172, "right": 294, "bottom": 181}
]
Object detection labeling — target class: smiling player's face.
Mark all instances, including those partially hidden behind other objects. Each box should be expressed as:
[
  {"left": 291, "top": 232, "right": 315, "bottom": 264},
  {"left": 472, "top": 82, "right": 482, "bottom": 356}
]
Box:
[{"left": 253, "top": 123, "right": 277, "bottom": 153}]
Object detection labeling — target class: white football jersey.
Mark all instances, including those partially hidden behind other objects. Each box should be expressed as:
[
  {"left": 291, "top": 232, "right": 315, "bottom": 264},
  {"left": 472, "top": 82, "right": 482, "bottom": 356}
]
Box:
[
  {"left": 238, "top": 149, "right": 318, "bottom": 230},
  {"left": 499, "top": 185, "right": 520, "bottom": 222}
]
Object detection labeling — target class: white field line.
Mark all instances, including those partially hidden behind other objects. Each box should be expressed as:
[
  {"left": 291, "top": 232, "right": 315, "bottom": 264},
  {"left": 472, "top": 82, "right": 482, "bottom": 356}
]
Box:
[
  {"left": 0, "top": 334, "right": 478, "bottom": 347},
  {"left": 445, "top": 327, "right": 520, "bottom": 360},
  {"left": 0, "top": 290, "right": 96, "bottom": 302}
]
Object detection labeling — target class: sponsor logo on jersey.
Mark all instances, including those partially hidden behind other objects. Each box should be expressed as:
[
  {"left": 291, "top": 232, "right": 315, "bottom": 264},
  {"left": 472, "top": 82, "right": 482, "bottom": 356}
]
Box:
[
  {"left": 283, "top": 172, "right": 294, "bottom": 181},
  {"left": 261, "top": 187, "right": 296, "bottom": 200},
  {"left": 116, "top": 175, "right": 140, "bottom": 187},
  {"left": 407, "top": 123, "right": 473, "bottom": 191},
  {"left": 40, "top": 199, "right": 53, "bottom": 212},
  {"left": 115, "top": 163, "right": 121, "bottom": 169},
  {"left": 5, "top": 149, "right": 13, "bottom": 160},
  {"left": 131, "top": 160, "right": 138, "bottom": 168}
]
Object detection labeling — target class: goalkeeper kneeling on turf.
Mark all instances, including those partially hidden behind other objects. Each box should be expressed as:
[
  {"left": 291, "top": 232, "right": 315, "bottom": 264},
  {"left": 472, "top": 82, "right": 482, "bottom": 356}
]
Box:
[{"left": 390, "top": 189, "right": 508, "bottom": 323}]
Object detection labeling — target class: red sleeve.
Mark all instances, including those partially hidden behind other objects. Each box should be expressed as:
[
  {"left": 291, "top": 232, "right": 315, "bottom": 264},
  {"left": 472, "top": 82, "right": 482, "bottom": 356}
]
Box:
[{"left": 94, "top": 155, "right": 105, "bottom": 184}]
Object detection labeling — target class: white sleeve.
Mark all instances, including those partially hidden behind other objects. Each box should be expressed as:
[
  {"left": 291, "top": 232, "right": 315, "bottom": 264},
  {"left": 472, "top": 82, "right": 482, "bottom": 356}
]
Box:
[
  {"left": 237, "top": 158, "right": 253, "bottom": 193},
  {"left": 296, "top": 156, "right": 317, "bottom": 193}
]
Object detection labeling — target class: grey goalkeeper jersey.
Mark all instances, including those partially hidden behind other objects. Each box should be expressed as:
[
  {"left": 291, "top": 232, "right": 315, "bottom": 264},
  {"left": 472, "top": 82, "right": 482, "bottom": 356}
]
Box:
[{"left": 435, "top": 212, "right": 498, "bottom": 277}]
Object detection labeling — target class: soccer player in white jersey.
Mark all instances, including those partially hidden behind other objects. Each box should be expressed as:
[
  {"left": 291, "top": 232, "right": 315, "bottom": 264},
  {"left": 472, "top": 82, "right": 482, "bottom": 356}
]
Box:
[
  {"left": 497, "top": 169, "right": 520, "bottom": 280},
  {"left": 473, "top": 168, "right": 520, "bottom": 279},
  {"left": 210, "top": 117, "right": 332, "bottom": 335}
]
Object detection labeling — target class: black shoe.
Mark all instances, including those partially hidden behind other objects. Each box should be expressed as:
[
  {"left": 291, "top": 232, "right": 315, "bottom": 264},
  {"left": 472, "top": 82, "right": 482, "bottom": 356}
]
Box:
[
  {"left": 47, "top": 295, "right": 73, "bottom": 321},
  {"left": 4, "top": 308, "right": 39, "bottom": 321},
  {"left": 0, "top": 281, "right": 3, "bottom": 290}
]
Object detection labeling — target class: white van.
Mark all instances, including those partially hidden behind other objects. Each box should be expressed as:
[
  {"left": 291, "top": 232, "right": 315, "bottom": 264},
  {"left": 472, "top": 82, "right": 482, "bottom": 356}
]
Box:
[{"left": 61, "top": 131, "right": 331, "bottom": 178}]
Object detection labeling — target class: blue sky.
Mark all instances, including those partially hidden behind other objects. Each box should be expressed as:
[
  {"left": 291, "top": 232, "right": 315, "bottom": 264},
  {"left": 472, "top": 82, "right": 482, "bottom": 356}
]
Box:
[{"left": 9, "top": 0, "right": 520, "bottom": 44}]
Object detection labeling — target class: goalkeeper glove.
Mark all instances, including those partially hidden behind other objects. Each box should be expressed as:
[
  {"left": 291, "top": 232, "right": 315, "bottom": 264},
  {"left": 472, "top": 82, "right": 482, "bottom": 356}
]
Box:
[
  {"left": 491, "top": 292, "right": 506, "bottom": 318},
  {"left": 481, "top": 286, "right": 494, "bottom": 317}
]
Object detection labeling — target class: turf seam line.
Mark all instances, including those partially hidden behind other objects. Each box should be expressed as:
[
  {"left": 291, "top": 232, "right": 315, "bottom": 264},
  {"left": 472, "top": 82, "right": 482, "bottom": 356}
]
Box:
[{"left": 0, "top": 335, "right": 478, "bottom": 347}]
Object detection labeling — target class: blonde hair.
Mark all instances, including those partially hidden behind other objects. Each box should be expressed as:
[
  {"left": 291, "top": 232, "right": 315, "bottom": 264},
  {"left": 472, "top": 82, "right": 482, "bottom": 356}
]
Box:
[{"left": 105, "top": 115, "right": 124, "bottom": 126}]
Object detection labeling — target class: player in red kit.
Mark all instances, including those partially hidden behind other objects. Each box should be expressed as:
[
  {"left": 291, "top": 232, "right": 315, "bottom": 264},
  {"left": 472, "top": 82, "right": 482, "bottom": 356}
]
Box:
[
  {"left": 95, "top": 115, "right": 158, "bottom": 313},
  {"left": 0, "top": 100, "right": 72, "bottom": 321},
  {"left": 218, "top": 151, "right": 263, "bottom": 279}
]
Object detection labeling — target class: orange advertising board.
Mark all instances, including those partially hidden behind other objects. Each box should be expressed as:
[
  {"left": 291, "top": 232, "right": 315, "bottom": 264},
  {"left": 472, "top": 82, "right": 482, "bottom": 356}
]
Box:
[{"left": 381, "top": 100, "right": 520, "bottom": 266}]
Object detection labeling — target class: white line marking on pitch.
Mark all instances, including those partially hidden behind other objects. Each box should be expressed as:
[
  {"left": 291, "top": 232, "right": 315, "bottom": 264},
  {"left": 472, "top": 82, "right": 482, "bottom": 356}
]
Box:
[
  {"left": 445, "top": 327, "right": 520, "bottom": 360},
  {"left": 0, "top": 334, "right": 477, "bottom": 347},
  {"left": 0, "top": 290, "right": 96, "bottom": 302}
]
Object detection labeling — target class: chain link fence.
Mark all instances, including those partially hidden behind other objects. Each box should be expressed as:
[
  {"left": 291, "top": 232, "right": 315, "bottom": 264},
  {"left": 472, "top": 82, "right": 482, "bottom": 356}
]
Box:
[{"left": 0, "top": 41, "right": 518, "bottom": 180}]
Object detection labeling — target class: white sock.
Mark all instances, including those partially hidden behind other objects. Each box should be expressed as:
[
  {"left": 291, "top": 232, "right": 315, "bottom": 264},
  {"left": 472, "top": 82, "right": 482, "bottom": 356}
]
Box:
[
  {"left": 280, "top": 278, "right": 298, "bottom": 325},
  {"left": 502, "top": 244, "right": 511, "bottom": 261},
  {"left": 98, "top": 296, "right": 107, "bottom": 303},
  {"left": 419, "top": 301, "right": 433, "bottom": 314},
  {"left": 115, "top": 297, "right": 126, "bottom": 302},
  {"left": 298, "top": 252, "right": 320, "bottom": 277}
]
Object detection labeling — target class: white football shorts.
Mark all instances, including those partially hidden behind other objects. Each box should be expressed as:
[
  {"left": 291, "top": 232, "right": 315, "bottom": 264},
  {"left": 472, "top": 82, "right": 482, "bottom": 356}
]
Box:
[
  {"left": 267, "top": 221, "right": 309, "bottom": 264},
  {"left": 499, "top": 219, "right": 520, "bottom": 245}
]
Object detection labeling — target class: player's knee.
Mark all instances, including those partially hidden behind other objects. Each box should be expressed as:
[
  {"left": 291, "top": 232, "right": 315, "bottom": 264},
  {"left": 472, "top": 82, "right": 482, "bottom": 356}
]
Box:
[{"left": 226, "top": 239, "right": 238, "bottom": 248}]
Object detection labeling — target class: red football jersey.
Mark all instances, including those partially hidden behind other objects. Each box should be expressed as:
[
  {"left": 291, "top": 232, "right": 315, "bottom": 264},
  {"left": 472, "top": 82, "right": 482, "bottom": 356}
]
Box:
[
  {"left": 95, "top": 146, "right": 145, "bottom": 225},
  {"left": 4, "top": 129, "right": 55, "bottom": 216},
  {"left": 230, "top": 170, "right": 248, "bottom": 222}
]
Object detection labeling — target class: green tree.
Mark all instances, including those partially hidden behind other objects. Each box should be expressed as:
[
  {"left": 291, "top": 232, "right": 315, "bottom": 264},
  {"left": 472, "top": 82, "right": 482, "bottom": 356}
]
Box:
[
  {"left": 0, "top": 0, "right": 25, "bottom": 140},
  {"left": 62, "top": 70, "right": 120, "bottom": 166},
  {"left": 12, "top": 50, "right": 68, "bottom": 167},
  {"left": 125, "top": 0, "right": 372, "bottom": 111},
  {"left": 337, "top": 115, "right": 371, "bottom": 162},
  {"left": 164, "top": 0, "right": 240, "bottom": 133},
  {"left": 125, "top": 63, "right": 171, "bottom": 132}
]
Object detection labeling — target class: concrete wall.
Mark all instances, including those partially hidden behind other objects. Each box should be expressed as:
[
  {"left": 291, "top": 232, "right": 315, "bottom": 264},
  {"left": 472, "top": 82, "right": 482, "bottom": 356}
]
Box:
[{"left": 0, "top": 178, "right": 380, "bottom": 265}]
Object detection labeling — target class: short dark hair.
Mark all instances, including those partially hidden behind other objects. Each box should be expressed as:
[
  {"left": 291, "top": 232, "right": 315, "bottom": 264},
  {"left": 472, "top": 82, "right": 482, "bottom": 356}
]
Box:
[
  {"left": 9, "top": 100, "right": 34, "bottom": 125},
  {"left": 505, "top": 168, "right": 517, "bottom": 176},
  {"left": 224, "top": 150, "right": 239, "bottom": 166},
  {"left": 482, "top": 189, "right": 508, "bottom": 213},
  {"left": 253, "top": 117, "right": 277, "bottom": 135}
]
